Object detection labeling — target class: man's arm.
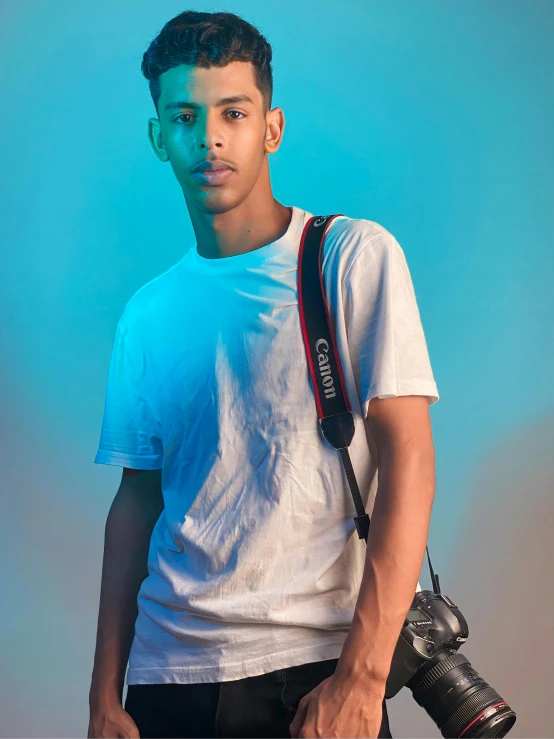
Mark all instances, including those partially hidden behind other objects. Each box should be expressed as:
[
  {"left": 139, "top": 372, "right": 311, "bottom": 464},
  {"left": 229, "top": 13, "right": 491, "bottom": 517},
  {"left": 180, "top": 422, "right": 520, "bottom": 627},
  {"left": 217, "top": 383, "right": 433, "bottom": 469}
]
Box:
[
  {"left": 89, "top": 467, "right": 164, "bottom": 710},
  {"left": 334, "top": 394, "right": 436, "bottom": 690}
]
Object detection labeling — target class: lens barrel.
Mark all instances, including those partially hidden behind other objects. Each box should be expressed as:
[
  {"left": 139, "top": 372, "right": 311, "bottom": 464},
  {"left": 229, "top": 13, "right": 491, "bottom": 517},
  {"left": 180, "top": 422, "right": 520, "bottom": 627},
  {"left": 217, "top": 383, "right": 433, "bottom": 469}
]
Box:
[{"left": 409, "top": 651, "right": 516, "bottom": 738}]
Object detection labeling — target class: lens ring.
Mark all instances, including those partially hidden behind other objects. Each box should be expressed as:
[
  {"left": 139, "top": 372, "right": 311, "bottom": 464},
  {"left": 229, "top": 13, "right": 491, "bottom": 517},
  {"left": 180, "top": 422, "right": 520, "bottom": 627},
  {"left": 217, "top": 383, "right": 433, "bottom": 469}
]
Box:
[
  {"left": 413, "top": 651, "right": 470, "bottom": 698},
  {"left": 409, "top": 652, "right": 516, "bottom": 738},
  {"left": 441, "top": 687, "right": 515, "bottom": 738}
]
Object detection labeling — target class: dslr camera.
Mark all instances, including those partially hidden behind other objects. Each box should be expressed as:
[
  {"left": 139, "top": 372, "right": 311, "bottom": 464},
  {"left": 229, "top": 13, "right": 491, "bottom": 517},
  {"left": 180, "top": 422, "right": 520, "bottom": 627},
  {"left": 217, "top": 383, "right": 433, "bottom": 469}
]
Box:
[{"left": 385, "top": 589, "right": 516, "bottom": 738}]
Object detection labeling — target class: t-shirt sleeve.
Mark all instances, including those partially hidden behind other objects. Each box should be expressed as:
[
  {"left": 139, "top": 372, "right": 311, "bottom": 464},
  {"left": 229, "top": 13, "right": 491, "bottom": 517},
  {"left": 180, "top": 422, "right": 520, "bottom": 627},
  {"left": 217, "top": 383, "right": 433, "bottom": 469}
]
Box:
[
  {"left": 343, "top": 231, "right": 440, "bottom": 419},
  {"left": 94, "top": 310, "right": 163, "bottom": 469}
]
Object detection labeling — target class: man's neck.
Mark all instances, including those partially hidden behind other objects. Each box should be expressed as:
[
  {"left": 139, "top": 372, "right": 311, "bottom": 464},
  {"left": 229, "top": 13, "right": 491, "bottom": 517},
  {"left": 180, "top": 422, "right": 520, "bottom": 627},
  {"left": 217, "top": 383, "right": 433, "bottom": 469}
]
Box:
[{"left": 190, "top": 197, "right": 293, "bottom": 260}]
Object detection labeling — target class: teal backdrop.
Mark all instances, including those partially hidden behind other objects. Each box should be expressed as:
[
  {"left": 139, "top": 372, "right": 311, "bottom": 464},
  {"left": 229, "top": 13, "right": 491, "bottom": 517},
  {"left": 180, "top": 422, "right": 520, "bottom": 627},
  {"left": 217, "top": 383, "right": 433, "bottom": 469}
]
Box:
[{"left": 1, "top": 1, "right": 552, "bottom": 737}]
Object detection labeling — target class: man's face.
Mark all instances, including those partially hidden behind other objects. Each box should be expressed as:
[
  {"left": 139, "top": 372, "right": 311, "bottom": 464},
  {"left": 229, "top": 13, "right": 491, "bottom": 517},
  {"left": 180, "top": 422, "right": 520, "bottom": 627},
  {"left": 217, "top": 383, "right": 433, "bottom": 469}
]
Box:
[{"left": 148, "top": 61, "right": 282, "bottom": 213}]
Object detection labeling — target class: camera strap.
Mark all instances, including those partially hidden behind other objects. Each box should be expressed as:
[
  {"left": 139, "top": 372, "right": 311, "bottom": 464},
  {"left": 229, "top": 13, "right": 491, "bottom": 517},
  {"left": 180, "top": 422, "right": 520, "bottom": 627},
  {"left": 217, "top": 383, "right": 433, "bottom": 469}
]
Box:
[{"left": 297, "top": 213, "right": 440, "bottom": 592}]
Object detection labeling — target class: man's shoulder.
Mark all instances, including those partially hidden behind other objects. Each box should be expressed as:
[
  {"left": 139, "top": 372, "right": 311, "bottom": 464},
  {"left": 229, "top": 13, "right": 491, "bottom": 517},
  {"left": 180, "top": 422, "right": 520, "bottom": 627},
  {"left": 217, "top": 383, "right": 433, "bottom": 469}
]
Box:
[
  {"left": 331, "top": 213, "right": 390, "bottom": 241},
  {"left": 120, "top": 259, "right": 183, "bottom": 332},
  {"left": 323, "top": 213, "right": 400, "bottom": 272}
]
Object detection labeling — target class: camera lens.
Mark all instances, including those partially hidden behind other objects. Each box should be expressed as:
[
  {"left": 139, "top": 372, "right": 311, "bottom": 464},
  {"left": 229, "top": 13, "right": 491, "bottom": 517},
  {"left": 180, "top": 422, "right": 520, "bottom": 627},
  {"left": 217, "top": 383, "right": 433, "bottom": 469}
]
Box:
[{"left": 408, "top": 650, "right": 516, "bottom": 738}]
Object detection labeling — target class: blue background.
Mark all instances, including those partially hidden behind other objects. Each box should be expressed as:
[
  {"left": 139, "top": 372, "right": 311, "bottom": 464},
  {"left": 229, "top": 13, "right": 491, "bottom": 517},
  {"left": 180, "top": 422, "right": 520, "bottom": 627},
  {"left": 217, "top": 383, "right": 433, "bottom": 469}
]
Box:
[{"left": 1, "top": 1, "right": 552, "bottom": 736}]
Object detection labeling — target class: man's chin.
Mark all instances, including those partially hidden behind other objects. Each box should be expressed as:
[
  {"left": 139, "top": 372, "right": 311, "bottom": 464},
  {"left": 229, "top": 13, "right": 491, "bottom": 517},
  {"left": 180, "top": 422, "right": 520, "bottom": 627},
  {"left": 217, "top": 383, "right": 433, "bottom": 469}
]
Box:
[{"left": 185, "top": 190, "right": 240, "bottom": 215}]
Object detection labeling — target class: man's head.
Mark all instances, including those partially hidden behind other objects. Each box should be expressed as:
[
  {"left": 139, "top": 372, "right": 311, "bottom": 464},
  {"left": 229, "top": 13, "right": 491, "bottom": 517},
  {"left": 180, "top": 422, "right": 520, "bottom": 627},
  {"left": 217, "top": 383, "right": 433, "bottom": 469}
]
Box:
[{"left": 141, "top": 11, "right": 285, "bottom": 214}]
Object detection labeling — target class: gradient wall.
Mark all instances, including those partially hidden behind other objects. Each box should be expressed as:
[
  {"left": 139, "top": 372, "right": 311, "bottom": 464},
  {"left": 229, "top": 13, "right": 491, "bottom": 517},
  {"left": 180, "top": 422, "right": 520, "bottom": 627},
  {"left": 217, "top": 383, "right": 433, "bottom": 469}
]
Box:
[{"left": 1, "top": 1, "right": 552, "bottom": 737}]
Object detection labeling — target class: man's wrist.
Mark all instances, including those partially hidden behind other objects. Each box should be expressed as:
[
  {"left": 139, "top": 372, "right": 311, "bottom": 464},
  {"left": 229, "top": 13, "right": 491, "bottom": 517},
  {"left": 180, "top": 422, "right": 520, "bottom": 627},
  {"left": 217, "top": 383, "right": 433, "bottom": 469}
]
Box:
[
  {"left": 335, "top": 612, "right": 393, "bottom": 690},
  {"left": 333, "top": 659, "right": 388, "bottom": 698},
  {"left": 89, "top": 678, "right": 123, "bottom": 709}
]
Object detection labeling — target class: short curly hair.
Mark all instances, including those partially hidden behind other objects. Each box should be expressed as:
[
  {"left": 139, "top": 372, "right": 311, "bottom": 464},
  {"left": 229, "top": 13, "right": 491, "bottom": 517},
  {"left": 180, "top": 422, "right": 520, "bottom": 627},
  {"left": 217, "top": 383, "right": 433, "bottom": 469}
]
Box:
[{"left": 141, "top": 10, "right": 274, "bottom": 117}]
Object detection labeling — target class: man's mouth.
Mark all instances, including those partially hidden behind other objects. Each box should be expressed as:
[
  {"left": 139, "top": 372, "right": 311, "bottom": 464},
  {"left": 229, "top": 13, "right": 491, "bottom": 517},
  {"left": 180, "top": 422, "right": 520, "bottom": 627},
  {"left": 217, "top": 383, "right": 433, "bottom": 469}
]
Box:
[{"left": 192, "top": 169, "right": 234, "bottom": 186}]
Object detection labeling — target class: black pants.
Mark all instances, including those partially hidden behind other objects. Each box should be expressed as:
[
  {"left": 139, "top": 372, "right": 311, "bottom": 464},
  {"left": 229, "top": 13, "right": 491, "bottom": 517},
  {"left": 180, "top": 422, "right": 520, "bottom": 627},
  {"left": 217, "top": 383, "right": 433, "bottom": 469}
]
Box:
[{"left": 124, "top": 657, "right": 392, "bottom": 738}]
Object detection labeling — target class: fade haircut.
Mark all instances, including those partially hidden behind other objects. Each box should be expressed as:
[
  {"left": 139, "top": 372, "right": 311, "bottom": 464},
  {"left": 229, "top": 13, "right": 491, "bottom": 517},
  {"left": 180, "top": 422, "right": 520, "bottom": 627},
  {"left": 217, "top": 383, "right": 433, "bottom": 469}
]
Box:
[{"left": 141, "top": 10, "right": 274, "bottom": 117}]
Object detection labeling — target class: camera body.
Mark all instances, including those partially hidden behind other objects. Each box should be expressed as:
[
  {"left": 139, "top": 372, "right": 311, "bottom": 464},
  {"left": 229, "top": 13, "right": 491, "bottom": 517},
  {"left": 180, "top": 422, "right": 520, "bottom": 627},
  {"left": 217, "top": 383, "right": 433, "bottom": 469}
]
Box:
[
  {"left": 384, "top": 590, "right": 516, "bottom": 737},
  {"left": 385, "top": 589, "right": 468, "bottom": 698}
]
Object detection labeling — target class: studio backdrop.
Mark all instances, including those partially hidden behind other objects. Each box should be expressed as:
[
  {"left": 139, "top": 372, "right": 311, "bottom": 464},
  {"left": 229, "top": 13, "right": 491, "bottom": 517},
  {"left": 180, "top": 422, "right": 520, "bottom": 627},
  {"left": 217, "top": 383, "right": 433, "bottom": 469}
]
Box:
[{"left": 0, "top": 1, "right": 552, "bottom": 737}]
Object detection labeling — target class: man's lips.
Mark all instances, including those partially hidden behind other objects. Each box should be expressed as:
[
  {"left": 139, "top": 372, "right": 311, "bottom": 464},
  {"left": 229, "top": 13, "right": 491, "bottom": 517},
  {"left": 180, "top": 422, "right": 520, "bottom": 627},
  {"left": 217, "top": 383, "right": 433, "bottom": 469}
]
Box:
[{"left": 192, "top": 168, "right": 234, "bottom": 186}]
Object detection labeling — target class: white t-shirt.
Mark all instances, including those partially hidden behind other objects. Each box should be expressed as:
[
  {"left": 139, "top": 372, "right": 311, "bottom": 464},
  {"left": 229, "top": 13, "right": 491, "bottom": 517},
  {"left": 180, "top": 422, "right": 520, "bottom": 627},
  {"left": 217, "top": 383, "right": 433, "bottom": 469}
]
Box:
[{"left": 94, "top": 205, "right": 439, "bottom": 685}]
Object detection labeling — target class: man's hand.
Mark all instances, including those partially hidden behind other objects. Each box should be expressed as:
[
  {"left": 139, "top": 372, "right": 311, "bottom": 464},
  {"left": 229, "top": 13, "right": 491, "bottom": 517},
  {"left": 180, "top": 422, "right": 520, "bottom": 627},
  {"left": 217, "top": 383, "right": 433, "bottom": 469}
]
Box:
[
  {"left": 288, "top": 673, "right": 386, "bottom": 738},
  {"left": 88, "top": 698, "right": 140, "bottom": 738}
]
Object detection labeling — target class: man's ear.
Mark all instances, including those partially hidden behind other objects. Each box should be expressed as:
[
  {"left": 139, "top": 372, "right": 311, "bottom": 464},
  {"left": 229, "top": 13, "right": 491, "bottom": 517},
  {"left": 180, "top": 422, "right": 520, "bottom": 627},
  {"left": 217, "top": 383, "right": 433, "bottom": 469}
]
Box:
[
  {"left": 147, "top": 117, "right": 170, "bottom": 162},
  {"left": 264, "top": 106, "right": 286, "bottom": 155}
]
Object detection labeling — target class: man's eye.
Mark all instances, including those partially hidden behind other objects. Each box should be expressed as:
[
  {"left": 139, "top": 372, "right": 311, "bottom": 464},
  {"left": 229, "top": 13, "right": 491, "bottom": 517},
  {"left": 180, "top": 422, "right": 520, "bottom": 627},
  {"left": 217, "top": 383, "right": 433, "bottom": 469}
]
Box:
[{"left": 176, "top": 110, "right": 245, "bottom": 124}]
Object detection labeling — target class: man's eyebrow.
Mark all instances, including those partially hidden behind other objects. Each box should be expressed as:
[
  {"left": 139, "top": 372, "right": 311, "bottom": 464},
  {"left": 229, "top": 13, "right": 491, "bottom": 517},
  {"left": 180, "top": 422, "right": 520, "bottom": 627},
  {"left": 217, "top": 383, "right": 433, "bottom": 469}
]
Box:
[{"left": 164, "top": 94, "right": 255, "bottom": 112}]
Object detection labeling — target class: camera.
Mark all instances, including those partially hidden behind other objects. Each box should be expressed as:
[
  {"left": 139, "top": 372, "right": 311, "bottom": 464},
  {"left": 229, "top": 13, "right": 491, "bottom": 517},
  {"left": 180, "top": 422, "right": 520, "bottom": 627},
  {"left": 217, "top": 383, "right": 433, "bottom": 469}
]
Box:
[{"left": 385, "top": 589, "right": 516, "bottom": 738}]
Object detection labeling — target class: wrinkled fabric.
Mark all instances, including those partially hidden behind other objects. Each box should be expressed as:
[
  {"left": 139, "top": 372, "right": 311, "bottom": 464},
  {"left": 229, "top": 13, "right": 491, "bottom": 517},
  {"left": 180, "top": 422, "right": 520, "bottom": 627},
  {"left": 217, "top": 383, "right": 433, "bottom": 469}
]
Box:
[{"left": 94, "top": 205, "right": 439, "bottom": 685}]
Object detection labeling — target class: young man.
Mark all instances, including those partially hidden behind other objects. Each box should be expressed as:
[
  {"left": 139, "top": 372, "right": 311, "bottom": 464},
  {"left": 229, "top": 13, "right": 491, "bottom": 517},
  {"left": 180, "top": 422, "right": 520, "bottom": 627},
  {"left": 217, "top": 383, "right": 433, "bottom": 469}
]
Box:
[{"left": 88, "top": 10, "right": 439, "bottom": 739}]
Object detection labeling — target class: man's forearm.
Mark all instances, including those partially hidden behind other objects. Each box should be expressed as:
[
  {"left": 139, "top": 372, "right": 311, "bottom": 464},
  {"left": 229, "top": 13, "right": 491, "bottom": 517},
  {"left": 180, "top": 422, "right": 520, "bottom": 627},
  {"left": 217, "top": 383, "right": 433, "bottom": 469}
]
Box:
[
  {"left": 335, "top": 444, "right": 436, "bottom": 690},
  {"left": 89, "top": 489, "right": 157, "bottom": 707}
]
